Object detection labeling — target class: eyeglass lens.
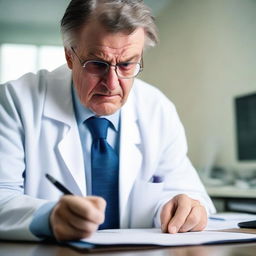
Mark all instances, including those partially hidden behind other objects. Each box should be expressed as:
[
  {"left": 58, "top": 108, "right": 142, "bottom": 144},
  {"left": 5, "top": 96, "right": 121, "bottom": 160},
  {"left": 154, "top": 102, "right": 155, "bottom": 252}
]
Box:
[{"left": 83, "top": 61, "right": 140, "bottom": 78}]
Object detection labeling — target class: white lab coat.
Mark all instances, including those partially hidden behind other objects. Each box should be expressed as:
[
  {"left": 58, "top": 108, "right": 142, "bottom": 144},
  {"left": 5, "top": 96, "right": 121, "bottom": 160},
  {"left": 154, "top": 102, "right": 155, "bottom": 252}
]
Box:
[{"left": 0, "top": 65, "right": 215, "bottom": 240}]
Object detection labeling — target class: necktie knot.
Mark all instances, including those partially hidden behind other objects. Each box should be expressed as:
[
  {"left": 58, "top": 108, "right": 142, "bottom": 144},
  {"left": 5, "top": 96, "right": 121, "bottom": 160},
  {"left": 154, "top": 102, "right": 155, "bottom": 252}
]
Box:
[{"left": 86, "top": 117, "right": 109, "bottom": 139}]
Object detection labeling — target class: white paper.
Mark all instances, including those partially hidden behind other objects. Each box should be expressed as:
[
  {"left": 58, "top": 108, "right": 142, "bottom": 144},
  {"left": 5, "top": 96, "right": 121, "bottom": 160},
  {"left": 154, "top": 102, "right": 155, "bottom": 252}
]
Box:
[
  {"left": 207, "top": 212, "right": 256, "bottom": 230},
  {"left": 81, "top": 228, "right": 256, "bottom": 246},
  {"left": 79, "top": 213, "right": 256, "bottom": 247}
]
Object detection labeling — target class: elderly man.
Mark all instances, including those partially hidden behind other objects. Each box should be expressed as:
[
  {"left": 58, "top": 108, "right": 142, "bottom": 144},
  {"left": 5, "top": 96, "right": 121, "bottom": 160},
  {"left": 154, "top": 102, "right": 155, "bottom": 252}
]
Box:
[{"left": 0, "top": 0, "right": 215, "bottom": 241}]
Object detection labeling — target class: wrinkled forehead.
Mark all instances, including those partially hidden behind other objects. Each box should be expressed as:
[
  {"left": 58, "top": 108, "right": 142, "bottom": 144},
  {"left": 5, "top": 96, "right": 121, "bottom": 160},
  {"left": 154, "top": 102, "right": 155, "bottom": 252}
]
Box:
[{"left": 75, "top": 20, "right": 146, "bottom": 54}]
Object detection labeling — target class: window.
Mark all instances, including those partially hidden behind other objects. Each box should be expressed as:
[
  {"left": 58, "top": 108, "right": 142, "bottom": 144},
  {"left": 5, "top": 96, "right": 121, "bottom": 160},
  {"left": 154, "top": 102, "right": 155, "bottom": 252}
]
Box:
[
  {"left": 0, "top": 44, "right": 66, "bottom": 84},
  {"left": 38, "top": 46, "right": 65, "bottom": 71}
]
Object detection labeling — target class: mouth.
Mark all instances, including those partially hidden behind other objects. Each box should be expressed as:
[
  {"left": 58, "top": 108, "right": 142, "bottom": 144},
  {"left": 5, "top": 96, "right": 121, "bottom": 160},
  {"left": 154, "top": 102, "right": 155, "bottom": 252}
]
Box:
[
  {"left": 95, "top": 92, "right": 120, "bottom": 97},
  {"left": 93, "top": 93, "right": 121, "bottom": 101}
]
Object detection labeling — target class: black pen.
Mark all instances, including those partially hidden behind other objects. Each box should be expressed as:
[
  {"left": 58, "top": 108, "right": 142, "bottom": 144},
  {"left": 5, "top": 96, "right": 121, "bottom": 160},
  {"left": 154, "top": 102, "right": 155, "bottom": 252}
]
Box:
[{"left": 45, "top": 173, "right": 73, "bottom": 195}]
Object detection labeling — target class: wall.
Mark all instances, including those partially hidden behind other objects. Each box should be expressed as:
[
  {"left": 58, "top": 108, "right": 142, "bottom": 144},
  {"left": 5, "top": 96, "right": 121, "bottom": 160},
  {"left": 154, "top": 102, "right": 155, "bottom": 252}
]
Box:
[
  {"left": 0, "top": 0, "right": 70, "bottom": 45},
  {"left": 141, "top": 0, "right": 256, "bottom": 176}
]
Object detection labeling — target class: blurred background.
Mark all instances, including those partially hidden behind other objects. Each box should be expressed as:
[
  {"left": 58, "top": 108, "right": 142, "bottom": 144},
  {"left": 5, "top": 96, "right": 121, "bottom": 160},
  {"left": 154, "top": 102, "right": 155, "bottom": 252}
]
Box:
[{"left": 1, "top": 0, "right": 256, "bottom": 212}]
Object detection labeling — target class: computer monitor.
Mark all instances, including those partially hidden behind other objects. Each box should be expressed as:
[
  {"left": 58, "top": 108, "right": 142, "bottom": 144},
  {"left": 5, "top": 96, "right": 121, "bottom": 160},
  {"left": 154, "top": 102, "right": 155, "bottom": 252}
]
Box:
[{"left": 235, "top": 92, "right": 256, "bottom": 161}]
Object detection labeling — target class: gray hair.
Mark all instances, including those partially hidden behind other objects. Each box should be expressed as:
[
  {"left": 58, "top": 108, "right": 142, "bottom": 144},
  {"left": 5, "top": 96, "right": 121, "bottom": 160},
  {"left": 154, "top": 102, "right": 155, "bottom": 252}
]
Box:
[{"left": 60, "top": 0, "right": 158, "bottom": 49}]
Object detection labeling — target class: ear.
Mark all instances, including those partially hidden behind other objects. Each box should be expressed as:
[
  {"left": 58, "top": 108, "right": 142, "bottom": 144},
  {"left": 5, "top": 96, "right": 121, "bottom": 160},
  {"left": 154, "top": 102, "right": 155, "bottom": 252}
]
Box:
[{"left": 65, "top": 48, "right": 73, "bottom": 69}]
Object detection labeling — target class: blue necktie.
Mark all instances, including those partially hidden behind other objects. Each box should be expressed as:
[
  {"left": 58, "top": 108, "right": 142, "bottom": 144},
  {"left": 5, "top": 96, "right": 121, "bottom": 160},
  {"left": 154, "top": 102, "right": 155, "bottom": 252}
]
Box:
[{"left": 86, "top": 117, "right": 119, "bottom": 229}]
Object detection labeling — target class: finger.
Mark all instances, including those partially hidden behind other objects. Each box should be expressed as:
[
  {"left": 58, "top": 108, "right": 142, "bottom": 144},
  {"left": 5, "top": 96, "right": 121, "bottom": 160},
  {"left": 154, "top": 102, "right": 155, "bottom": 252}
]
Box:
[
  {"left": 53, "top": 219, "right": 93, "bottom": 241},
  {"left": 161, "top": 194, "right": 193, "bottom": 234},
  {"left": 180, "top": 205, "right": 208, "bottom": 232},
  {"left": 160, "top": 200, "right": 175, "bottom": 233},
  {"left": 161, "top": 196, "right": 186, "bottom": 233},
  {"left": 50, "top": 203, "right": 85, "bottom": 241},
  {"left": 50, "top": 199, "right": 99, "bottom": 241},
  {"left": 166, "top": 195, "right": 192, "bottom": 233},
  {"left": 63, "top": 196, "right": 105, "bottom": 224},
  {"left": 61, "top": 206, "right": 99, "bottom": 233}
]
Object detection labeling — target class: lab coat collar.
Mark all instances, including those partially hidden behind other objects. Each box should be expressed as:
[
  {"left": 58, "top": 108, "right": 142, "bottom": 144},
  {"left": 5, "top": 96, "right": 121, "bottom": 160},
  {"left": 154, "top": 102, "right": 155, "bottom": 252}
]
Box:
[
  {"left": 119, "top": 85, "right": 142, "bottom": 228},
  {"left": 44, "top": 65, "right": 74, "bottom": 126},
  {"left": 43, "top": 65, "right": 86, "bottom": 196}
]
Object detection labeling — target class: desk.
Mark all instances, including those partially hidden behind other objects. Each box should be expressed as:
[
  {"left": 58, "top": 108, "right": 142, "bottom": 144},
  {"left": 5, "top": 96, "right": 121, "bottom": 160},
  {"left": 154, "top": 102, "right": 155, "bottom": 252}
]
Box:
[
  {"left": 207, "top": 186, "right": 256, "bottom": 212},
  {"left": 207, "top": 186, "right": 256, "bottom": 199},
  {"left": 1, "top": 241, "right": 256, "bottom": 256}
]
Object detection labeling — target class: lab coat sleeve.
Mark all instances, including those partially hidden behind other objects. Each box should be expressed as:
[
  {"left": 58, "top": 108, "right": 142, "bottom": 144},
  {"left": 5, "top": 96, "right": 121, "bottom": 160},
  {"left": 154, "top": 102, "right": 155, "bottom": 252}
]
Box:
[
  {"left": 0, "top": 81, "right": 49, "bottom": 240},
  {"left": 0, "top": 192, "right": 48, "bottom": 240},
  {"left": 153, "top": 159, "right": 216, "bottom": 228},
  {"left": 135, "top": 85, "right": 216, "bottom": 228}
]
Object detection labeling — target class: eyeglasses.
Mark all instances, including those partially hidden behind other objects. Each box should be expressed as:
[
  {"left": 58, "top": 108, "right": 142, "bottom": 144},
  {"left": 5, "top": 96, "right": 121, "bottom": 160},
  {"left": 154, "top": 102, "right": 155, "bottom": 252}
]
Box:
[{"left": 71, "top": 47, "right": 143, "bottom": 79}]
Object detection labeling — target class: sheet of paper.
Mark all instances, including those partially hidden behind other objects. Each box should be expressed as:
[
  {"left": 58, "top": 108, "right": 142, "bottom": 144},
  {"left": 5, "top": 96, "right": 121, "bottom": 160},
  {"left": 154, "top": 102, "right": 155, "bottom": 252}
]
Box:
[
  {"left": 68, "top": 213, "right": 256, "bottom": 249},
  {"left": 207, "top": 212, "right": 256, "bottom": 230},
  {"left": 209, "top": 212, "right": 256, "bottom": 221},
  {"left": 81, "top": 228, "right": 256, "bottom": 246}
]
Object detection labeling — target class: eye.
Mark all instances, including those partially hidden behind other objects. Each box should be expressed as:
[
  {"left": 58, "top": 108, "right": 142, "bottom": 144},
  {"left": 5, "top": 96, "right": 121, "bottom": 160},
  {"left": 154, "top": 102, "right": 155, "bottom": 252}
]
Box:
[
  {"left": 118, "top": 62, "right": 134, "bottom": 71},
  {"left": 91, "top": 61, "right": 107, "bottom": 69},
  {"left": 85, "top": 61, "right": 108, "bottom": 74}
]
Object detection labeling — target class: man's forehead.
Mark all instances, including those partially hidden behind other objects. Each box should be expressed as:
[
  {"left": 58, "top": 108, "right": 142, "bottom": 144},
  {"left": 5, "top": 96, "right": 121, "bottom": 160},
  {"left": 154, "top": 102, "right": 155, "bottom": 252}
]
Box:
[
  {"left": 83, "top": 43, "right": 142, "bottom": 56},
  {"left": 85, "top": 50, "right": 141, "bottom": 62},
  {"left": 77, "top": 21, "right": 145, "bottom": 52}
]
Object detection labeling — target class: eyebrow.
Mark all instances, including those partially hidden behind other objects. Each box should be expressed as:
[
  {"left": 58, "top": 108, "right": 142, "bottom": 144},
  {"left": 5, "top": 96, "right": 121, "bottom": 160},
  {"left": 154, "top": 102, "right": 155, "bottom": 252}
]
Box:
[
  {"left": 122, "top": 55, "right": 141, "bottom": 62},
  {"left": 85, "top": 53, "right": 141, "bottom": 63}
]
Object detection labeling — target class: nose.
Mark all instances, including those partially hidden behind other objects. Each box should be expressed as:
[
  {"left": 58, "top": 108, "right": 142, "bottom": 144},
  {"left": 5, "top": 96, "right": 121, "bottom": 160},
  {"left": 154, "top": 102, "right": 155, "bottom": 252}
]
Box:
[{"left": 103, "top": 66, "right": 119, "bottom": 91}]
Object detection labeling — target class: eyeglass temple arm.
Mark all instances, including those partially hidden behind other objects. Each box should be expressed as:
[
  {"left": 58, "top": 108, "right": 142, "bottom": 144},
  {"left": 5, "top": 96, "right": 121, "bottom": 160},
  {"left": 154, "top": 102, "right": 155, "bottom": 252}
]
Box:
[{"left": 71, "top": 47, "right": 84, "bottom": 65}]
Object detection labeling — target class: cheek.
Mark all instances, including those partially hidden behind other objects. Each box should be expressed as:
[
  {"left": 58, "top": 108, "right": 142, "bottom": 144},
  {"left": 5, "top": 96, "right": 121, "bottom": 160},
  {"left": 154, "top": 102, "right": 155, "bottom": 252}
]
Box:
[{"left": 73, "top": 72, "right": 97, "bottom": 105}]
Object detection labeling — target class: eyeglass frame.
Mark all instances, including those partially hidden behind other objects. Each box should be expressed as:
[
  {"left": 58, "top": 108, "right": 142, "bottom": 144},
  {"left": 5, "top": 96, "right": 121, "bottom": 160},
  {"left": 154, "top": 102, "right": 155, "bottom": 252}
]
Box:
[{"left": 71, "top": 47, "right": 144, "bottom": 79}]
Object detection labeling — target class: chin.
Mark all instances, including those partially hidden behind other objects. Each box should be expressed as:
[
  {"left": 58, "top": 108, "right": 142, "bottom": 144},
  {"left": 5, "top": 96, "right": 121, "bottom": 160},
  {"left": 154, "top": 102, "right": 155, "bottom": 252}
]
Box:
[
  {"left": 92, "top": 104, "right": 120, "bottom": 116},
  {"left": 95, "top": 110, "right": 118, "bottom": 116}
]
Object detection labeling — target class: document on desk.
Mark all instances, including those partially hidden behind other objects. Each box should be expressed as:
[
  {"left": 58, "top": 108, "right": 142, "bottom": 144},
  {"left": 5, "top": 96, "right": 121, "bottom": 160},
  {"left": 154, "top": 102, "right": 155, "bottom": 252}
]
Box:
[
  {"left": 207, "top": 212, "right": 256, "bottom": 230},
  {"left": 66, "top": 214, "right": 256, "bottom": 250},
  {"left": 67, "top": 228, "right": 256, "bottom": 250}
]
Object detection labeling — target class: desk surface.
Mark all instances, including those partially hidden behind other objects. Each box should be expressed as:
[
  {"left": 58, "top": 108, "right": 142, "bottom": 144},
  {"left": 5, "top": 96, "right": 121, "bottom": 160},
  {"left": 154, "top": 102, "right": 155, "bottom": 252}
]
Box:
[
  {"left": 1, "top": 241, "right": 256, "bottom": 256},
  {"left": 207, "top": 186, "right": 256, "bottom": 198}
]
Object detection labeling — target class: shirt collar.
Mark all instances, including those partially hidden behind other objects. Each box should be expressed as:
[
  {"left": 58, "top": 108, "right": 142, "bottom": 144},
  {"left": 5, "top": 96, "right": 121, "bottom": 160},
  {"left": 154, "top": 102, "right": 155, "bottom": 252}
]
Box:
[{"left": 72, "top": 85, "right": 120, "bottom": 131}]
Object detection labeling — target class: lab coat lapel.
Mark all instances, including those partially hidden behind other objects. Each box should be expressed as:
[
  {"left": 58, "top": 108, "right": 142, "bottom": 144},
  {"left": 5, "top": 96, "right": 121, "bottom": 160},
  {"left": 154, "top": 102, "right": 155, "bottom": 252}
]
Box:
[
  {"left": 43, "top": 66, "right": 86, "bottom": 195},
  {"left": 119, "top": 90, "right": 142, "bottom": 228}
]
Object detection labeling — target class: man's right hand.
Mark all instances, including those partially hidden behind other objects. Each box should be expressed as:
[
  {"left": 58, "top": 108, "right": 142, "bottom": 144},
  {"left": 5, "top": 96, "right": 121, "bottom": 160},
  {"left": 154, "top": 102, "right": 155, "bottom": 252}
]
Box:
[{"left": 50, "top": 195, "right": 106, "bottom": 241}]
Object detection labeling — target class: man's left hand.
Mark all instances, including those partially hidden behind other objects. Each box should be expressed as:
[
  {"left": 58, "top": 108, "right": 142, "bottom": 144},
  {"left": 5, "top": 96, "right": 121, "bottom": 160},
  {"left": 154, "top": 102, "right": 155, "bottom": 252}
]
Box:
[{"left": 160, "top": 194, "right": 207, "bottom": 234}]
